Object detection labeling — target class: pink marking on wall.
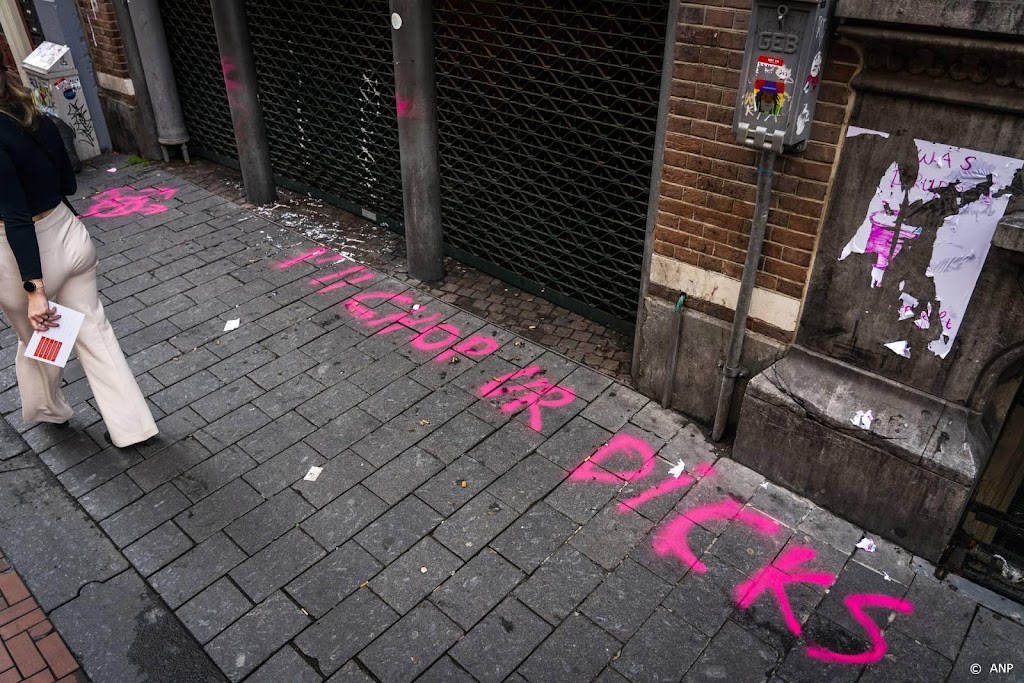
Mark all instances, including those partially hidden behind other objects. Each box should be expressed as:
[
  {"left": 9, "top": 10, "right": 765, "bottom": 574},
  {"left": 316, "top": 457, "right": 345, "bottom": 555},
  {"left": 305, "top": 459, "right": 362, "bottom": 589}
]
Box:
[
  {"left": 863, "top": 212, "right": 923, "bottom": 271},
  {"left": 81, "top": 187, "right": 178, "bottom": 219},
  {"left": 570, "top": 434, "right": 657, "bottom": 484},
  {"left": 734, "top": 545, "right": 835, "bottom": 636},
  {"left": 652, "top": 499, "right": 780, "bottom": 573},
  {"left": 396, "top": 96, "right": 413, "bottom": 118},
  {"left": 618, "top": 474, "right": 695, "bottom": 512},
  {"left": 806, "top": 594, "right": 913, "bottom": 665}
]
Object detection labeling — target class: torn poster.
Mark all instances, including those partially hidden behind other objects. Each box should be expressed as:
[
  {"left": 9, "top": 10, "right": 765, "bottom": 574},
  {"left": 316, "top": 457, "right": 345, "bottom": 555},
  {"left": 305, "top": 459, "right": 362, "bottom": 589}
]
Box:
[
  {"left": 884, "top": 340, "right": 911, "bottom": 358},
  {"left": 851, "top": 410, "right": 874, "bottom": 430},
  {"left": 839, "top": 138, "right": 1024, "bottom": 358}
]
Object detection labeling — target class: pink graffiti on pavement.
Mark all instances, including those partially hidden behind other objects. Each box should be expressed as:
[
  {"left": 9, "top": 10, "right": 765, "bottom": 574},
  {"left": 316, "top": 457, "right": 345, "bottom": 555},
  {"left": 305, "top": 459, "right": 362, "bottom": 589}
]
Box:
[
  {"left": 618, "top": 463, "right": 716, "bottom": 512},
  {"left": 435, "top": 335, "right": 500, "bottom": 363},
  {"left": 806, "top": 594, "right": 913, "bottom": 665},
  {"left": 82, "top": 187, "right": 178, "bottom": 219},
  {"left": 652, "top": 499, "right": 781, "bottom": 573},
  {"left": 343, "top": 291, "right": 415, "bottom": 320},
  {"left": 310, "top": 265, "right": 374, "bottom": 293},
  {"left": 735, "top": 545, "right": 835, "bottom": 635},
  {"left": 410, "top": 323, "right": 462, "bottom": 352},
  {"left": 276, "top": 247, "right": 350, "bottom": 270},
  {"left": 478, "top": 366, "right": 576, "bottom": 432},
  {"left": 569, "top": 433, "right": 657, "bottom": 484}
]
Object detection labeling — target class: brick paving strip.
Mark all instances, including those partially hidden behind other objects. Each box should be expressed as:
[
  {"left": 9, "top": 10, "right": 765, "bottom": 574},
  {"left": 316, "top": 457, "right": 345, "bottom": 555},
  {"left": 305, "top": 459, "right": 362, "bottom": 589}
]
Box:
[
  {"left": 0, "top": 552, "right": 83, "bottom": 683},
  {"left": 0, "top": 159, "right": 1020, "bottom": 682}
]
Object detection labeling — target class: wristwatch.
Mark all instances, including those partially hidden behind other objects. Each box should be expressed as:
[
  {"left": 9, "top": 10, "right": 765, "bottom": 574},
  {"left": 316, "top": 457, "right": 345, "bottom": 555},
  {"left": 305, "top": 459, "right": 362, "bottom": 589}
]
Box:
[{"left": 23, "top": 280, "right": 40, "bottom": 293}]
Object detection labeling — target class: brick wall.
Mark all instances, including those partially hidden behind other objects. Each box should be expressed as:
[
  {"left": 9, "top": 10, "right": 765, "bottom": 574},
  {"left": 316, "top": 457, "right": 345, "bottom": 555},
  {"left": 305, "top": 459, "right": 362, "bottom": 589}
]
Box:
[
  {"left": 652, "top": 0, "right": 860, "bottom": 331},
  {"left": 0, "top": 31, "right": 14, "bottom": 72},
  {"left": 74, "top": 0, "right": 128, "bottom": 81}
]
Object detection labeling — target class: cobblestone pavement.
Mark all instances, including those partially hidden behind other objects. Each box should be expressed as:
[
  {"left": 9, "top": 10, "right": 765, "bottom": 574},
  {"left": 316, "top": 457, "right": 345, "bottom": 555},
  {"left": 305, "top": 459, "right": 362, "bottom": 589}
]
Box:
[
  {"left": 161, "top": 158, "right": 635, "bottom": 384},
  {"left": 0, "top": 162, "right": 1022, "bottom": 683}
]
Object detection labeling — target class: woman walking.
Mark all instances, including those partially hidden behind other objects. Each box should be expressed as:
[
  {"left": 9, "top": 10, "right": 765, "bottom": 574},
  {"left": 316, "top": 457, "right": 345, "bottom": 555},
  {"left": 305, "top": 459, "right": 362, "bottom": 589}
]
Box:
[{"left": 0, "top": 64, "right": 157, "bottom": 447}]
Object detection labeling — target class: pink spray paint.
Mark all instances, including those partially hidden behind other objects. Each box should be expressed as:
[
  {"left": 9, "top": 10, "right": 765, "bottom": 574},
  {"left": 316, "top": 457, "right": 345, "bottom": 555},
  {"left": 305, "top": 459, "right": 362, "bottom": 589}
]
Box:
[
  {"left": 410, "top": 324, "right": 462, "bottom": 352},
  {"left": 652, "top": 499, "right": 780, "bottom": 573},
  {"left": 570, "top": 433, "right": 657, "bottom": 485},
  {"left": 435, "top": 335, "right": 500, "bottom": 363},
  {"left": 806, "top": 594, "right": 913, "bottom": 665},
  {"left": 734, "top": 545, "right": 835, "bottom": 635},
  {"left": 343, "top": 291, "right": 415, "bottom": 321},
  {"left": 276, "top": 247, "right": 349, "bottom": 270},
  {"left": 618, "top": 463, "right": 717, "bottom": 512},
  {"left": 82, "top": 187, "right": 178, "bottom": 219}
]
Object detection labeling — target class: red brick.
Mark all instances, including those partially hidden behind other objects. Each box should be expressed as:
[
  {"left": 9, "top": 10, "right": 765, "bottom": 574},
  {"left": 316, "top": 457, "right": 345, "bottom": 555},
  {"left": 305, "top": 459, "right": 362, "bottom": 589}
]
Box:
[
  {"left": 36, "top": 635, "right": 77, "bottom": 679},
  {"left": 24, "top": 670, "right": 55, "bottom": 683},
  {"left": 0, "top": 641, "right": 12, "bottom": 672},
  {"left": 0, "top": 666, "right": 22, "bottom": 683},
  {"left": 0, "top": 573, "right": 30, "bottom": 606},
  {"left": 7, "top": 632, "right": 46, "bottom": 677},
  {"left": 27, "top": 622, "right": 53, "bottom": 642},
  {"left": 777, "top": 278, "right": 806, "bottom": 299},
  {"left": 0, "top": 608, "right": 45, "bottom": 639},
  {"left": 56, "top": 673, "right": 87, "bottom": 683},
  {"left": 0, "top": 598, "right": 38, "bottom": 628}
]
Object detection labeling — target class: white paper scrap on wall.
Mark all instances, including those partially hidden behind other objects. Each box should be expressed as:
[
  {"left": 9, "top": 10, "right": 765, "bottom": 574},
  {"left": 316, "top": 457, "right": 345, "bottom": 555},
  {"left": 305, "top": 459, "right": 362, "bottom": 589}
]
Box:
[
  {"left": 851, "top": 410, "right": 874, "bottom": 430},
  {"left": 884, "top": 340, "right": 911, "bottom": 358}
]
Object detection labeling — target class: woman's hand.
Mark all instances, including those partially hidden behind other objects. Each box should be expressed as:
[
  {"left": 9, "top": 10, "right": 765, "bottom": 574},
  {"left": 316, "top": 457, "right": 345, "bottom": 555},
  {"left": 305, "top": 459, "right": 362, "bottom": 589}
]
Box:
[{"left": 27, "top": 289, "right": 60, "bottom": 331}]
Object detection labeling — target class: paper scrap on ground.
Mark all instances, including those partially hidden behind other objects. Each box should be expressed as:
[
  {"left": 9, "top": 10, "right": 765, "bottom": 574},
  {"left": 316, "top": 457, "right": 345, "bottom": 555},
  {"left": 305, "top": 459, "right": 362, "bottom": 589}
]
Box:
[
  {"left": 106, "top": 167, "right": 117, "bottom": 173},
  {"left": 851, "top": 410, "right": 874, "bottom": 430},
  {"left": 25, "top": 303, "right": 84, "bottom": 368},
  {"left": 856, "top": 538, "right": 877, "bottom": 552},
  {"left": 669, "top": 460, "right": 686, "bottom": 479},
  {"left": 884, "top": 341, "right": 912, "bottom": 358},
  {"left": 303, "top": 466, "right": 323, "bottom": 482},
  {"left": 223, "top": 319, "right": 240, "bottom": 332},
  {"left": 846, "top": 127, "right": 890, "bottom": 139}
]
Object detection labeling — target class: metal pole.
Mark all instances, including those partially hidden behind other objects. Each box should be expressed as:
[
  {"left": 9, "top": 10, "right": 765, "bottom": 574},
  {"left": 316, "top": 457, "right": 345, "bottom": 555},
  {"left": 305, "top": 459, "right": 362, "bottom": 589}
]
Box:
[
  {"left": 210, "top": 0, "right": 276, "bottom": 205},
  {"left": 389, "top": 0, "right": 445, "bottom": 282},
  {"left": 110, "top": 0, "right": 162, "bottom": 160},
  {"left": 127, "top": 0, "right": 189, "bottom": 159},
  {"left": 712, "top": 149, "right": 777, "bottom": 441},
  {"left": 661, "top": 293, "right": 686, "bottom": 409}
]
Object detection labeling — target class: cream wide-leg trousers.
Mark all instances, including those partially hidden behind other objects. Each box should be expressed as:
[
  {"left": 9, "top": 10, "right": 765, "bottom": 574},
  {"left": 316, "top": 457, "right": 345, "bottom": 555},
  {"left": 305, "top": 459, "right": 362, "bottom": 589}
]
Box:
[{"left": 0, "top": 203, "right": 157, "bottom": 447}]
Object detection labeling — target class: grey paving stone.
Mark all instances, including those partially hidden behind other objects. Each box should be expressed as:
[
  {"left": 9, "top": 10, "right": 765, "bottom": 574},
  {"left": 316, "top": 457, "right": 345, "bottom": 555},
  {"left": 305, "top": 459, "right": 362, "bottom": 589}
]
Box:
[
  {"left": 150, "top": 347, "right": 220, "bottom": 386},
  {"left": 747, "top": 481, "right": 814, "bottom": 529},
  {"left": 244, "top": 442, "right": 325, "bottom": 497},
  {"left": 208, "top": 344, "right": 279, "bottom": 385},
  {"left": 258, "top": 300, "right": 318, "bottom": 333},
  {"left": 123, "top": 520, "right": 194, "bottom": 577},
  {"left": 78, "top": 473, "right": 143, "bottom": 521},
  {"left": 58, "top": 446, "right": 143, "bottom": 498},
  {"left": 135, "top": 407, "right": 206, "bottom": 457},
  {"left": 263, "top": 320, "right": 329, "bottom": 356},
  {"left": 580, "top": 384, "right": 650, "bottom": 432},
  {"left": 850, "top": 535, "right": 917, "bottom": 587},
  {"left": 355, "top": 496, "right": 443, "bottom": 564},
  {"left": 250, "top": 373, "right": 324, "bottom": 420},
  {"left": 431, "top": 548, "right": 525, "bottom": 629},
  {"left": 126, "top": 437, "right": 212, "bottom": 492},
  {"left": 306, "top": 350, "right": 375, "bottom": 388},
  {"left": 816, "top": 562, "right": 909, "bottom": 637},
  {"left": 302, "top": 485, "right": 389, "bottom": 550},
  {"left": 359, "top": 602, "right": 463, "bottom": 683},
  {"left": 360, "top": 376, "right": 432, "bottom": 422},
  {"left": 950, "top": 608, "right": 1024, "bottom": 682},
  {"left": 450, "top": 597, "right": 551, "bottom": 683},
  {"left": 612, "top": 606, "right": 708, "bottom": 683},
  {"left": 662, "top": 561, "right": 750, "bottom": 638},
  {"left": 345, "top": 354, "right": 418, "bottom": 394},
  {"left": 416, "top": 656, "right": 476, "bottom": 683},
  {"left": 518, "top": 612, "right": 620, "bottom": 683},
  {"left": 238, "top": 411, "right": 317, "bottom": 463},
  {"left": 797, "top": 502, "right": 863, "bottom": 551},
  {"left": 469, "top": 420, "right": 548, "bottom": 475},
  {"left": 350, "top": 417, "right": 425, "bottom": 466},
  {"left": 417, "top": 411, "right": 496, "bottom": 464},
  {"left": 414, "top": 455, "right": 497, "bottom": 516},
  {"left": 206, "top": 591, "right": 311, "bottom": 682},
  {"left": 292, "top": 450, "right": 373, "bottom": 508},
  {"left": 225, "top": 488, "right": 315, "bottom": 554},
  {"left": 206, "top": 320, "right": 274, "bottom": 359},
  {"left": 434, "top": 491, "right": 520, "bottom": 560},
  {"left": 192, "top": 376, "right": 265, "bottom": 422},
  {"left": 297, "top": 324, "right": 363, "bottom": 359},
  {"left": 683, "top": 619, "right": 780, "bottom": 683},
  {"left": 306, "top": 408, "right": 382, "bottom": 458},
  {"left": 629, "top": 402, "right": 687, "bottom": 440},
  {"left": 150, "top": 532, "right": 248, "bottom": 608},
  {"left": 325, "top": 661, "right": 376, "bottom": 683},
  {"left": 409, "top": 353, "right": 477, "bottom": 391},
  {"left": 563, "top": 365, "right": 614, "bottom": 402},
  {"left": 118, "top": 318, "right": 182, "bottom": 355},
  {"left": 488, "top": 453, "right": 567, "bottom": 513},
  {"left": 249, "top": 348, "right": 318, "bottom": 390},
  {"left": 230, "top": 528, "right": 326, "bottom": 603},
  {"left": 175, "top": 446, "right": 258, "bottom": 502},
  {"left": 286, "top": 541, "right": 384, "bottom": 618},
  {"left": 38, "top": 431, "right": 103, "bottom": 474},
  {"left": 707, "top": 515, "right": 792, "bottom": 575},
  {"left": 491, "top": 502, "right": 578, "bottom": 573},
  {"left": 569, "top": 504, "right": 654, "bottom": 571},
  {"left": 891, "top": 575, "right": 975, "bottom": 661},
  {"left": 296, "top": 380, "right": 368, "bottom": 427},
  {"left": 101, "top": 482, "right": 192, "bottom": 547},
  {"left": 514, "top": 545, "right": 606, "bottom": 625},
  {"left": 246, "top": 645, "right": 323, "bottom": 683},
  {"left": 363, "top": 446, "right": 443, "bottom": 504},
  {"left": 175, "top": 478, "right": 265, "bottom": 543},
  {"left": 775, "top": 614, "right": 866, "bottom": 683},
  {"left": 629, "top": 521, "right": 715, "bottom": 585},
  {"left": 595, "top": 668, "right": 630, "bottom": 683},
  {"left": 406, "top": 383, "right": 479, "bottom": 428},
  {"left": 536, "top": 416, "right": 612, "bottom": 471},
  {"left": 859, "top": 629, "right": 953, "bottom": 683},
  {"left": 295, "top": 589, "right": 398, "bottom": 675},
  {"left": 196, "top": 404, "right": 273, "bottom": 454},
  {"left": 175, "top": 577, "right": 253, "bottom": 645},
  {"left": 581, "top": 558, "right": 672, "bottom": 641},
  {"left": 370, "top": 537, "right": 463, "bottom": 615}
]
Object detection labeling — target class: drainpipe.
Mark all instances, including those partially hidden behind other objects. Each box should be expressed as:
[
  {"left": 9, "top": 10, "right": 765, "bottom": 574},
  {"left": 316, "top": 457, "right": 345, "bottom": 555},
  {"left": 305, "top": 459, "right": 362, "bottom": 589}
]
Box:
[
  {"left": 661, "top": 293, "right": 687, "bottom": 409},
  {"left": 210, "top": 0, "right": 276, "bottom": 205},
  {"left": 389, "top": 0, "right": 445, "bottom": 282},
  {"left": 712, "top": 149, "right": 777, "bottom": 441},
  {"left": 110, "top": 0, "right": 161, "bottom": 160},
  {"left": 127, "top": 0, "right": 189, "bottom": 162}
]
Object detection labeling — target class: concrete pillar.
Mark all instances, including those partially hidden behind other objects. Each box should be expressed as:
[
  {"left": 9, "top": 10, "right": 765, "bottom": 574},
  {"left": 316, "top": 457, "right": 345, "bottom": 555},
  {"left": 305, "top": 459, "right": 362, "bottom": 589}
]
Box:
[{"left": 0, "top": 0, "right": 32, "bottom": 84}]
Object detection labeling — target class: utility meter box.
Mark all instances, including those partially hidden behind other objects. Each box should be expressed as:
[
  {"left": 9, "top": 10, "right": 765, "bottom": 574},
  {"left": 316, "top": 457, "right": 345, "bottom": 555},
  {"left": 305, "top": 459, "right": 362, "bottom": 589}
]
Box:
[
  {"left": 733, "top": 0, "right": 835, "bottom": 153},
  {"left": 22, "top": 42, "right": 99, "bottom": 161}
]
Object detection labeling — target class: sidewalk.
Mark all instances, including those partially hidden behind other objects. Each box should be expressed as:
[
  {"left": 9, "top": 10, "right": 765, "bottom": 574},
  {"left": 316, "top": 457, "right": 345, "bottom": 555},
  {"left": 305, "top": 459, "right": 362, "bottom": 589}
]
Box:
[{"left": 0, "top": 159, "right": 1021, "bottom": 683}]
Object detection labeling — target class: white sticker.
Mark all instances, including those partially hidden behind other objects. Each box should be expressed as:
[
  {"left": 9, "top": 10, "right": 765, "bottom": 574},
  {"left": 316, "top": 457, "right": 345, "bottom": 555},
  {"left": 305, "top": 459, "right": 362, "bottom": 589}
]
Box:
[
  {"left": 391, "top": 13, "right": 402, "bottom": 29},
  {"left": 883, "top": 340, "right": 911, "bottom": 358},
  {"left": 304, "top": 466, "right": 323, "bottom": 482},
  {"left": 855, "top": 538, "right": 877, "bottom": 552},
  {"left": 223, "top": 319, "right": 240, "bottom": 332}
]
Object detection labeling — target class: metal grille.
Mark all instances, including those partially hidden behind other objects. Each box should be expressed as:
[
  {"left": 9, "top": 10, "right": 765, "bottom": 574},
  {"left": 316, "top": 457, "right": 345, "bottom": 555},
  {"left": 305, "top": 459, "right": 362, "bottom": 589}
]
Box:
[
  {"left": 434, "top": 0, "right": 666, "bottom": 330},
  {"left": 246, "top": 0, "right": 403, "bottom": 225},
  {"left": 160, "top": 0, "right": 238, "bottom": 161}
]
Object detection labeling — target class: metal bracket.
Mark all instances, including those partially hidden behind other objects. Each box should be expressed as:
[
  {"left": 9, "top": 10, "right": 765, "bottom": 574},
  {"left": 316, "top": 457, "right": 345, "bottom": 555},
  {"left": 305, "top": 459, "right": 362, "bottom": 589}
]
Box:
[{"left": 737, "top": 123, "right": 785, "bottom": 152}]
